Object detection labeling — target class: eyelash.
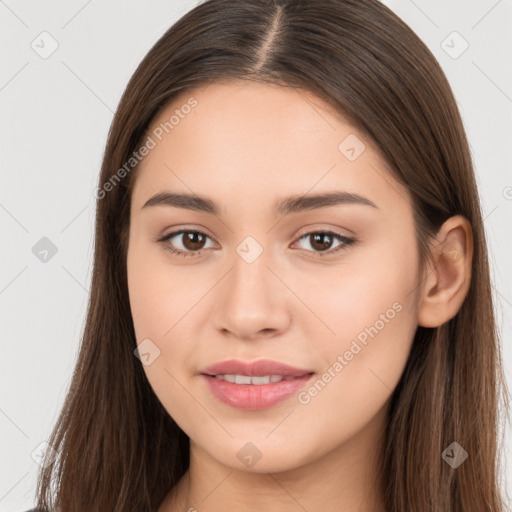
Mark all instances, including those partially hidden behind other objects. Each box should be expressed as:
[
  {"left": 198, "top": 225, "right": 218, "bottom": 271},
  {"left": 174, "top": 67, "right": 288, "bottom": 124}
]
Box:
[{"left": 156, "top": 229, "right": 357, "bottom": 258}]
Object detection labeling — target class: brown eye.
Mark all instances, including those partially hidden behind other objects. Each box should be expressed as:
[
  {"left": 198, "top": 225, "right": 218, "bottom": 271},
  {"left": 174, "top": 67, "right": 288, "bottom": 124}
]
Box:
[
  {"left": 181, "top": 231, "right": 207, "bottom": 251},
  {"left": 309, "top": 233, "right": 335, "bottom": 251},
  {"left": 295, "top": 231, "right": 356, "bottom": 255},
  {"left": 158, "top": 230, "right": 215, "bottom": 257}
]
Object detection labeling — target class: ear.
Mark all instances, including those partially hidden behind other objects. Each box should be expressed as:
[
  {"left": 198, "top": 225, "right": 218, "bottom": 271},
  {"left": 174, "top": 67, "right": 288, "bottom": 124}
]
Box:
[{"left": 418, "top": 215, "right": 473, "bottom": 328}]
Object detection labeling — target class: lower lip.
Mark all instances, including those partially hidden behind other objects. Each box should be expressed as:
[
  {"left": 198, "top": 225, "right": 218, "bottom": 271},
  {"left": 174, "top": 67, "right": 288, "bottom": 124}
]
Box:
[{"left": 201, "top": 374, "right": 314, "bottom": 410}]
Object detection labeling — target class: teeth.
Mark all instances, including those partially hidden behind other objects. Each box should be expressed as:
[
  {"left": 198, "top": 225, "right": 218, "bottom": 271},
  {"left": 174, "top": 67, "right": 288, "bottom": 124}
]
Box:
[{"left": 213, "top": 374, "right": 297, "bottom": 385}]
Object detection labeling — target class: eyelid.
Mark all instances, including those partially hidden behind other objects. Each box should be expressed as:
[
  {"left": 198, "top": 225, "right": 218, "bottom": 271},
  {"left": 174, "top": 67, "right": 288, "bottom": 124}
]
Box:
[
  {"left": 155, "top": 224, "right": 216, "bottom": 244},
  {"left": 293, "top": 223, "right": 355, "bottom": 240}
]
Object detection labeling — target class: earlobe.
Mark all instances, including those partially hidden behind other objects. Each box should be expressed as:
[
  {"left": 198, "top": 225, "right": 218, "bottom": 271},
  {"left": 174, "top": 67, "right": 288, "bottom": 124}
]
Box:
[{"left": 417, "top": 215, "right": 473, "bottom": 328}]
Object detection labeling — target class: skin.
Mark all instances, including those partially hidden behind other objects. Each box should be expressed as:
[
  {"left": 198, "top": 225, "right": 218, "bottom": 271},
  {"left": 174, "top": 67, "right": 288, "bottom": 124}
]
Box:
[{"left": 126, "top": 81, "right": 473, "bottom": 512}]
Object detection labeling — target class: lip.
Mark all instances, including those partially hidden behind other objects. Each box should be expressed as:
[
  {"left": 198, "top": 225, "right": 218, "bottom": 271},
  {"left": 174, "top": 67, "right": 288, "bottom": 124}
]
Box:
[
  {"left": 200, "top": 358, "right": 313, "bottom": 377},
  {"left": 201, "top": 374, "right": 314, "bottom": 410},
  {"left": 199, "top": 359, "right": 315, "bottom": 411}
]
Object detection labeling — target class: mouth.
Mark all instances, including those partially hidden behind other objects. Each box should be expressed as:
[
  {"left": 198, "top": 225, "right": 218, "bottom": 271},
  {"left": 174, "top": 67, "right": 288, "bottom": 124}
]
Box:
[{"left": 200, "top": 370, "right": 315, "bottom": 411}]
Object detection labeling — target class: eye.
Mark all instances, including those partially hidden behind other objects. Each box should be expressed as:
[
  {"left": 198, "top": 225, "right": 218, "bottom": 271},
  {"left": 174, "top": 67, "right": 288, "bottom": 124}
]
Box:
[
  {"left": 293, "top": 231, "right": 356, "bottom": 256},
  {"left": 156, "top": 229, "right": 356, "bottom": 258},
  {"left": 157, "top": 230, "right": 216, "bottom": 258}
]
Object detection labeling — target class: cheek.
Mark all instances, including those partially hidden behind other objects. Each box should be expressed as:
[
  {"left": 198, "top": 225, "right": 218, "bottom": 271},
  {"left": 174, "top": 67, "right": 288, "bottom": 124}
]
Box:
[
  {"left": 297, "top": 235, "right": 420, "bottom": 418},
  {"left": 127, "top": 244, "right": 201, "bottom": 424},
  {"left": 309, "top": 226, "right": 420, "bottom": 337},
  {"left": 127, "top": 238, "right": 200, "bottom": 341},
  {"left": 127, "top": 240, "right": 211, "bottom": 384},
  {"left": 127, "top": 259, "right": 173, "bottom": 342}
]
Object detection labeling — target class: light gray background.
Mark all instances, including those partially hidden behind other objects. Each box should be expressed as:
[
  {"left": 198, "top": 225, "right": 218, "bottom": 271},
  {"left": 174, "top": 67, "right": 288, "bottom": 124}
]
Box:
[{"left": 1, "top": 1, "right": 511, "bottom": 510}]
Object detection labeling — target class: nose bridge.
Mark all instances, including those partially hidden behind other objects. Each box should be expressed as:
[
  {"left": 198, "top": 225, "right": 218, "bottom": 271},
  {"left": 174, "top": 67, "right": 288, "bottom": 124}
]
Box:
[
  {"left": 212, "top": 236, "right": 290, "bottom": 338},
  {"left": 230, "top": 238, "right": 274, "bottom": 305}
]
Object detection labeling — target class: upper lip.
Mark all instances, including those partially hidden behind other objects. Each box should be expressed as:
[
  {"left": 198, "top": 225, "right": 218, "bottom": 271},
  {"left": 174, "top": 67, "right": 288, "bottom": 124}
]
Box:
[{"left": 200, "top": 359, "right": 314, "bottom": 377}]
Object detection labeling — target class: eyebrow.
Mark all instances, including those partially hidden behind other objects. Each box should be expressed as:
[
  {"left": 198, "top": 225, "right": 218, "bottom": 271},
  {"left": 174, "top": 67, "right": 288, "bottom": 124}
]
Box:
[{"left": 141, "top": 190, "right": 378, "bottom": 216}]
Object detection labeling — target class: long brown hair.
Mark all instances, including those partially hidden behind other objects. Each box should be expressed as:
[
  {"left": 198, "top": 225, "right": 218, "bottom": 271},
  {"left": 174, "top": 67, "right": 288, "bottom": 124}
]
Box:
[{"left": 34, "top": 0, "right": 510, "bottom": 510}]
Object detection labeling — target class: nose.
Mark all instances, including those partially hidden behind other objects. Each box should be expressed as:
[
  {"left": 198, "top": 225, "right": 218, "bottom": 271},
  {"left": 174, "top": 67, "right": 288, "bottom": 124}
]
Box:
[{"left": 211, "top": 249, "right": 291, "bottom": 341}]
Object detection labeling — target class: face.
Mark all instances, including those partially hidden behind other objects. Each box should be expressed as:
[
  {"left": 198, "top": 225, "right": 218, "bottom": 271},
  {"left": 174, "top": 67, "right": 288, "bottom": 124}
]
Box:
[{"left": 127, "top": 81, "right": 422, "bottom": 473}]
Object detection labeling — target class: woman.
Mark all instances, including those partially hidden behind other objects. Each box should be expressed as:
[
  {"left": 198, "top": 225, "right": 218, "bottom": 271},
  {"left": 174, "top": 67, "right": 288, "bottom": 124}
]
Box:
[{"left": 32, "top": 0, "right": 510, "bottom": 510}]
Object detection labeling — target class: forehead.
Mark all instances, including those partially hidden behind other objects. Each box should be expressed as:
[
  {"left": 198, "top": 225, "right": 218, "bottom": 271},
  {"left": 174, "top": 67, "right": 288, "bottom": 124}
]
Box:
[{"left": 131, "top": 81, "right": 410, "bottom": 217}]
